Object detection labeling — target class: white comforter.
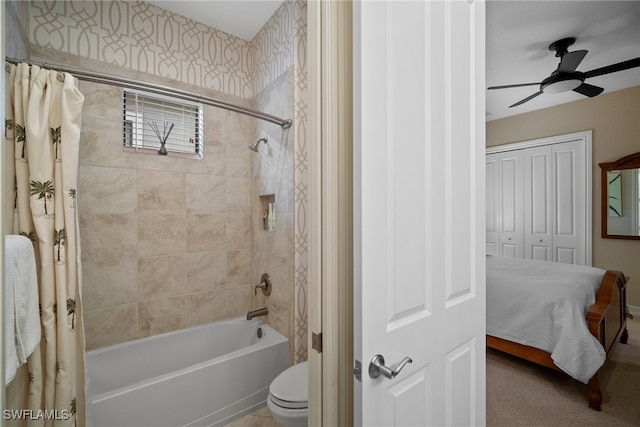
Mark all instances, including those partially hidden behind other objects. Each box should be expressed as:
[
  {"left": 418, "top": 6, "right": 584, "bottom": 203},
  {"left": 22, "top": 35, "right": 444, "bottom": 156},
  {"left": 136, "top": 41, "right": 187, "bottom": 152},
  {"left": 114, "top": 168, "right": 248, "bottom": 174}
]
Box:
[{"left": 486, "top": 256, "right": 606, "bottom": 384}]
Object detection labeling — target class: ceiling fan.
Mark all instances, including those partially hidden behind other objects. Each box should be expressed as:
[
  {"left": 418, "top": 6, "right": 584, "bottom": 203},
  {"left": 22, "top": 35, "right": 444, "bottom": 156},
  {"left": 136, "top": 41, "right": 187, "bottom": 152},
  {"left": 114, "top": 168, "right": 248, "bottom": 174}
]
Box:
[{"left": 488, "top": 37, "right": 640, "bottom": 108}]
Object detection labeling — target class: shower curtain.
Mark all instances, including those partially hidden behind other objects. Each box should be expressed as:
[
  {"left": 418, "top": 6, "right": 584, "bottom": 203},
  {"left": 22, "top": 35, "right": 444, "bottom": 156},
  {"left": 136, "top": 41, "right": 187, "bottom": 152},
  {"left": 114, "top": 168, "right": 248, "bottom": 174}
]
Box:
[{"left": 4, "top": 63, "right": 85, "bottom": 426}]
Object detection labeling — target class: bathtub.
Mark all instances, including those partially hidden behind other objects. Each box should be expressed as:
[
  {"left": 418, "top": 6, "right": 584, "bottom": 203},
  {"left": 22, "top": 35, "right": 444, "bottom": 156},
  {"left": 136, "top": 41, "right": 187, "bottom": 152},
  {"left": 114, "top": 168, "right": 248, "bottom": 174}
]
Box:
[{"left": 85, "top": 317, "right": 288, "bottom": 427}]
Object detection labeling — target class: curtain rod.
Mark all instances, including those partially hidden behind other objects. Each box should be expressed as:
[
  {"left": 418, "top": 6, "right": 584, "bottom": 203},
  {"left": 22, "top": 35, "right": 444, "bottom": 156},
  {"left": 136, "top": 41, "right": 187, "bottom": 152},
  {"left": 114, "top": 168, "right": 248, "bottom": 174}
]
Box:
[{"left": 5, "top": 57, "right": 292, "bottom": 129}]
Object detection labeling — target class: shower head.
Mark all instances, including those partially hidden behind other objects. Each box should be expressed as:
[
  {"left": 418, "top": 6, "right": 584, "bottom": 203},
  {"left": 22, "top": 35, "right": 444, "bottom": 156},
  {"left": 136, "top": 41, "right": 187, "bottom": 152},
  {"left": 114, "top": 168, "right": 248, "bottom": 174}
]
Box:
[{"left": 249, "top": 136, "right": 268, "bottom": 152}]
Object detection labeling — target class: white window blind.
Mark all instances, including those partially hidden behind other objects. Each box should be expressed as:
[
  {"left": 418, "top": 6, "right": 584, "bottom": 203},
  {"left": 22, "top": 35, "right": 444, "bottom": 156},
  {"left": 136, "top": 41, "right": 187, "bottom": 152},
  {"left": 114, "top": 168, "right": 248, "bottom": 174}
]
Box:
[{"left": 123, "top": 89, "right": 203, "bottom": 158}]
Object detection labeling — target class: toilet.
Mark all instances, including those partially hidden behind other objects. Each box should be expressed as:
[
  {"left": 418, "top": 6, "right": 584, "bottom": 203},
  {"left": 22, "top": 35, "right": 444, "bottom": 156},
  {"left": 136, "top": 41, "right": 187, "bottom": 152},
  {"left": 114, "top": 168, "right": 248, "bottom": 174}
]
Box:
[{"left": 267, "top": 361, "right": 308, "bottom": 426}]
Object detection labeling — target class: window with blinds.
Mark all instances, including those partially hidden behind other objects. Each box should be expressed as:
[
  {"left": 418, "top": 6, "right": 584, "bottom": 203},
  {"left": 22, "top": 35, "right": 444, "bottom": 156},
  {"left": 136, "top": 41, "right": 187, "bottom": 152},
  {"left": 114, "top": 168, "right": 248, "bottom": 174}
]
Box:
[{"left": 123, "top": 89, "right": 203, "bottom": 158}]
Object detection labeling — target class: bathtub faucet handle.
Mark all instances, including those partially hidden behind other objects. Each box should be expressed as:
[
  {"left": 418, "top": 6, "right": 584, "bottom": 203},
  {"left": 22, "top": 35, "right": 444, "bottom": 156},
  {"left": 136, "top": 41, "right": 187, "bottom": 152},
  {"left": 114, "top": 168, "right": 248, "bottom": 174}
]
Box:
[{"left": 254, "top": 273, "right": 272, "bottom": 296}]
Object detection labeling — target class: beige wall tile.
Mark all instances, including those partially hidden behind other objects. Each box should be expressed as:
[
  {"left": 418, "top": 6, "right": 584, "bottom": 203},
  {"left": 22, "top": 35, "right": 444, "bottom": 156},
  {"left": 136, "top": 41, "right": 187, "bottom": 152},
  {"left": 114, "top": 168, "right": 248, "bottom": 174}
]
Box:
[
  {"left": 186, "top": 252, "right": 226, "bottom": 293},
  {"left": 83, "top": 259, "right": 138, "bottom": 310},
  {"left": 79, "top": 116, "right": 137, "bottom": 169},
  {"left": 227, "top": 177, "right": 251, "bottom": 213},
  {"left": 78, "top": 81, "right": 122, "bottom": 120},
  {"left": 227, "top": 214, "right": 252, "bottom": 250},
  {"left": 227, "top": 140, "right": 252, "bottom": 178},
  {"left": 275, "top": 167, "right": 294, "bottom": 214},
  {"left": 138, "top": 255, "right": 186, "bottom": 300},
  {"left": 187, "top": 132, "right": 227, "bottom": 175},
  {"left": 252, "top": 213, "right": 268, "bottom": 253},
  {"left": 226, "top": 284, "right": 253, "bottom": 317},
  {"left": 255, "top": 136, "right": 294, "bottom": 180},
  {"left": 188, "top": 107, "right": 234, "bottom": 175},
  {"left": 78, "top": 165, "right": 138, "bottom": 214},
  {"left": 202, "top": 105, "right": 227, "bottom": 139},
  {"left": 184, "top": 290, "right": 227, "bottom": 327},
  {"left": 186, "top": 213, "right": 226, "bottom": 252},
  {"left": 255, "top": 167, "right": 294, "bottom": 214},
  {"left": 79, "top": 214, "right": 137, "bottom": 262},
  {"left": 251, "top": 251, "right": 293, "bottom": 347},
  {"left": 138, "top": 296, "right": 185, "bottom": 337},
  {"left": 138, "top": 213, "right": 186, "bottom": 256},
  {"left": 84, "top": 304, "right": 139, "bottom": 350},
  {"left": 263, "top": 213, "right": 294, "bottom": 259},
  {"left": 138, "top": 169, "right": 186, "bottom": 213},
  {"left": 185, "top": 174, "right": 226, "bottom": 213},
  {"left": 263, "top": 255, "right": 293, "bottom": 306},
  {"left": 137, "top": 152, "right": 187, "bottom": 173},
  {"left": 225, "top": 111, "right": 255, "bottom": 142},
  {"left": 227, "top": 250, "right": 251, "bottom": 287},
  {"left": 265, "top": 296, "right": 292, "bottom": 364},
  {"left": 249, "top": 63, "right": 300, "bottom": 357}
]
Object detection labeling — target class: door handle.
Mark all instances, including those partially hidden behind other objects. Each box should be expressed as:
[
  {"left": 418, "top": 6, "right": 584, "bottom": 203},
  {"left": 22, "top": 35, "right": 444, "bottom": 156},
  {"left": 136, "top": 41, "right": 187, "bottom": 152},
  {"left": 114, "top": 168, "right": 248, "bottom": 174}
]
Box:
[{"left": 368, "top": 354, "right": 412, "bottom": 380}]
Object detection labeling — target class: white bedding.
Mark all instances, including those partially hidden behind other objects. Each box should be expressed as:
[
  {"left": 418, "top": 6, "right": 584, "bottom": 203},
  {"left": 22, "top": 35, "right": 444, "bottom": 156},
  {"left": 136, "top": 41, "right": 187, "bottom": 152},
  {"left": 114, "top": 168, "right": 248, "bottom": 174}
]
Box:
[{"left": 486, "top": 256, "right": 606, "bottom": 384}]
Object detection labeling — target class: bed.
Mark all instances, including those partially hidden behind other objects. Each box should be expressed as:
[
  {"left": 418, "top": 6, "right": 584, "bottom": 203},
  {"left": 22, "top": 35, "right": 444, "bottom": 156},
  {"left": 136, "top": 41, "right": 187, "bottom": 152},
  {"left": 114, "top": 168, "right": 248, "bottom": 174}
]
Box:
[{"left": 486, "top": 255, "right": 628, "bottom": 411}]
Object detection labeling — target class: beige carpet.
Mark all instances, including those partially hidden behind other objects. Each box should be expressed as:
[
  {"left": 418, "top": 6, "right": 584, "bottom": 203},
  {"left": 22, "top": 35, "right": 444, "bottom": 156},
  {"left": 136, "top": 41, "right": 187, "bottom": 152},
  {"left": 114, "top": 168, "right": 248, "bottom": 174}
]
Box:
[{"left": 487, "top": 316, "right": 640, "bottom": 426}]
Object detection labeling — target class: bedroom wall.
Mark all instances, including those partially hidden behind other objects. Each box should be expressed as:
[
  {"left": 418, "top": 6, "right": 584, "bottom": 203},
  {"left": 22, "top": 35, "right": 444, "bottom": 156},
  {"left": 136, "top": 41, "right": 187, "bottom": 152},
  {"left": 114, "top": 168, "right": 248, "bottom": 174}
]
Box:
[{"left": 486, "top": 85, "right": 640, "bottom": 310}]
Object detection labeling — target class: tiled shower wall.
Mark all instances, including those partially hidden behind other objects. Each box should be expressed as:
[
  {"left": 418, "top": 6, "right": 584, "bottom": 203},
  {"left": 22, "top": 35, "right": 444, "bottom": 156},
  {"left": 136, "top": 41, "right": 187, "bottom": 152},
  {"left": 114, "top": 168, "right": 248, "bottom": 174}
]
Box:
[
  {"left": 24, "top": 0, "right": 308, "bottom": 359},
  {"left": 4, "top": 1, "right": 29, "bottom": 59},
  {"left": 251, "top": 1, "right": 309, "bottom": 363},
  {"left": 252, "top": 68, "right": 295, "bottom": 361},
  {"left": 77, "top": 78, "right": 256, "bottom": 349}
]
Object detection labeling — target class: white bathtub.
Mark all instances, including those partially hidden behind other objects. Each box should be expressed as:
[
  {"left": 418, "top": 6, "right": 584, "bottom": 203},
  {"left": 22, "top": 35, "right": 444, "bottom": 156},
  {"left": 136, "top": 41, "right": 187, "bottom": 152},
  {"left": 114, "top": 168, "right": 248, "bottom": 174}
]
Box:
[{"left": 85, "top": 317, "right": 288, "bottom": 427}]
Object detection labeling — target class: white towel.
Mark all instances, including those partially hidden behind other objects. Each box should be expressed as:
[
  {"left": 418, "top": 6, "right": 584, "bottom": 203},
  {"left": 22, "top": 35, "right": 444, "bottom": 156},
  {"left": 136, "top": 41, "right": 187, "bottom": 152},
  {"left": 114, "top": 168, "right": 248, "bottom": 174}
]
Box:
[
  {"left": 4, "top": 239, "right": 19, "bottom": 384},
  {"left": 4, "top": 235, "right": 40, "bottom": 385}
]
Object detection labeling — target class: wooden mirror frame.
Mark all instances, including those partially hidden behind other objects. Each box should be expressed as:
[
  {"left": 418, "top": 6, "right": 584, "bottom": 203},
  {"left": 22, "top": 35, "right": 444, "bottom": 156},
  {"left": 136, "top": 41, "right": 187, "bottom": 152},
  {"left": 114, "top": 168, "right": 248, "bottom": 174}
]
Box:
[{"left": 599, "top": 152, "right": 640, "bottom": 240}]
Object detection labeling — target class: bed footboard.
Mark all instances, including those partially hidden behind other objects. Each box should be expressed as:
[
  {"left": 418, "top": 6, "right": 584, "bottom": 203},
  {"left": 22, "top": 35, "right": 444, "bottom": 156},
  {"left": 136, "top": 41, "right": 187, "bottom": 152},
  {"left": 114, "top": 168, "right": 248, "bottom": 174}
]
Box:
[
  {"left": 587, "top": 271, "right": 627, "bottom": 352},
  {"left": 585, "top": 270, "right": 628, "bottom": 410},
  {"left": 487, "top": 269, "right": 628, "bottom": 411}
]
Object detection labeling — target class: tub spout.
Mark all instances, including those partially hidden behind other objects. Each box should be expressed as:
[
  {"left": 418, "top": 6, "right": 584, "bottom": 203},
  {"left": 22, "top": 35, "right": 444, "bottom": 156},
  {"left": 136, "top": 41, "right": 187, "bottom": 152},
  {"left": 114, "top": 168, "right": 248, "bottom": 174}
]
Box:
[{"left": 246, "top": 307, "right": 268, "bottom": 320}]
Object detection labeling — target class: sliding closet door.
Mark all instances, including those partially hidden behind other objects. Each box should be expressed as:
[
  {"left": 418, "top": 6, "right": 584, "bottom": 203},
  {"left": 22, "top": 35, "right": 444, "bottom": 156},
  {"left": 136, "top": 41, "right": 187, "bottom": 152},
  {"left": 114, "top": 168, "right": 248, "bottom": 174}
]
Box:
[
  {"left": 524, "top": 145, "right": 553, "bottom": 261},
  {"left": 499, "top": 151, "right": 524, "bottom": 258},
  {"left": 553, "top": 140, "right": 587, "bottom": 265}
]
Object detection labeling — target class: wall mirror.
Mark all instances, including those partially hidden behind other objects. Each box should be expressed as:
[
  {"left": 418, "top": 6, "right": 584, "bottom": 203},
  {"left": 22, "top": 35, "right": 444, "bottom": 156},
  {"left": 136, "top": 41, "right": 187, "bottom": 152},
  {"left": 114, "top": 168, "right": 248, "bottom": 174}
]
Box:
[{"left": 599, "top": 152, "right": 640, "bottom": 239}]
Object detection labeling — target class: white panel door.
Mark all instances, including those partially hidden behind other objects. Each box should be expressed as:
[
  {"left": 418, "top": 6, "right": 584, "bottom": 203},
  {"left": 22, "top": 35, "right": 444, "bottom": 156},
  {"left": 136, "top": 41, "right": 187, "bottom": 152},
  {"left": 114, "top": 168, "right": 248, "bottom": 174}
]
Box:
[
  {"left": 524, "top": 145, "right": 553, "bottom": 261},
  {"left": 499, "top": 151, "right": 523, "bottom": 258},
  {"left": 486, "top": 154, "right": 500, "bottom": 256},
  {"left": 354, "top": 1, "right": 486, "bottom": 426},
  {"left": 553, "top": 140, "right": 587, "bottom": 265}
]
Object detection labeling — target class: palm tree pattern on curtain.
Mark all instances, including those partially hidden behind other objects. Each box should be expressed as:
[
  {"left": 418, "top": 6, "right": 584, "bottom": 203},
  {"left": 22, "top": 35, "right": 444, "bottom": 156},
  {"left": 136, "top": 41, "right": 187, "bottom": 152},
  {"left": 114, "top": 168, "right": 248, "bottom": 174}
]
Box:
[{"left": 4, "top": 62, "right": 85, "bottom": 427}]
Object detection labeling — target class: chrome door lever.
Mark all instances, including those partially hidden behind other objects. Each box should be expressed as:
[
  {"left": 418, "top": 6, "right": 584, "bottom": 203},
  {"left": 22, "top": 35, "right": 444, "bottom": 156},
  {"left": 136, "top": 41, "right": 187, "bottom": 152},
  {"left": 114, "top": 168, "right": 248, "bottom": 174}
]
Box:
[{"left": 368, "top": 354, "right": 412, "bottom": 380}]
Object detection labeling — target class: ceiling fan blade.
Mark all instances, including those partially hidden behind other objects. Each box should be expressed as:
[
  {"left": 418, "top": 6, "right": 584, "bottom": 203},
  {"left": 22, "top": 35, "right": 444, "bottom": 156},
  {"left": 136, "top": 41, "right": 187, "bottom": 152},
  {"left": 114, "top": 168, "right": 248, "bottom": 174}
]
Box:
[
  {"left": 488, "top": 82, "right": 541, "bottom": 90},
  {"left": 558, "top": 50, "right": 588, "bottom": 73},
  {"left": 509, "top": 90, "right": 544, "bottom": 108},
  {"left": 584, "top": 57, "right": 640, "bottom": 78},
  {"left": 573, "top": 83, "right": 604, "bottom": 97}
]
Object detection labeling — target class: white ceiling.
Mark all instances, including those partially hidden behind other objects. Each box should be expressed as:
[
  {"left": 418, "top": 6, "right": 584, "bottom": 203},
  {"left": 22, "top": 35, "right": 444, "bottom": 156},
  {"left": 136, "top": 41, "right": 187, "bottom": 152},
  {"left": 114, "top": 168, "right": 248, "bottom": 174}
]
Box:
[
  {"left": 147, "top": 1, "right": 640, "bottom": 122},
  {"left": 146, "top": 0, "right": 284, "bottom": 41},
  {"left": 486, "top": 1, "right": 640, "bottom": 121}
]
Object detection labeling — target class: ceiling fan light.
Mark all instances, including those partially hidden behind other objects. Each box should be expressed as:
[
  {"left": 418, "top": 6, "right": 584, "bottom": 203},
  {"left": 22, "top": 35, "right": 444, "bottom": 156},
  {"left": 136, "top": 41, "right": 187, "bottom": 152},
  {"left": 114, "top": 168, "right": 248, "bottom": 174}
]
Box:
[{"left": 542, "top": 79, "right": 582, "bottom": 94}]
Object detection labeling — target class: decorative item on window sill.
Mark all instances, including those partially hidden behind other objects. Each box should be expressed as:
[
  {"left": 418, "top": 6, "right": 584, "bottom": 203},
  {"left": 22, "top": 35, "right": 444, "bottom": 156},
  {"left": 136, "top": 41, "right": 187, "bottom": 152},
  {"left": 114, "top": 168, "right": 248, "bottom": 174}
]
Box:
[{"left": 149, "top": 121, "right": 175, "bottom": 155}]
